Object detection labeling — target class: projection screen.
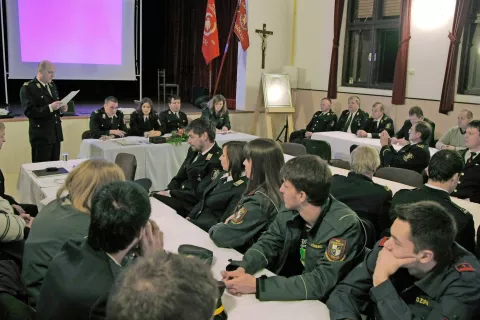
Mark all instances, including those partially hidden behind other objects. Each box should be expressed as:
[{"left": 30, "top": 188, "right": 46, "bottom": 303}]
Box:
[{"left": 6, "top": 0, "right": 136, "bottom": 80}]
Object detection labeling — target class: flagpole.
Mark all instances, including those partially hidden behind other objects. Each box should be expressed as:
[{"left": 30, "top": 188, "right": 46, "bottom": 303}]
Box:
[
  {"left": 213, "top": 0, "right": 241, "bottom": 96},
  {"left": 209, "top": 63, "right": 212, "bottom": 96}
]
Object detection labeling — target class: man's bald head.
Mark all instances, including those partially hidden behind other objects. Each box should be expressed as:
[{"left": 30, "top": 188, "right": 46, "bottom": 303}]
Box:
[{"left": 37, "top": 60, "right": 55, "bottom": 83}]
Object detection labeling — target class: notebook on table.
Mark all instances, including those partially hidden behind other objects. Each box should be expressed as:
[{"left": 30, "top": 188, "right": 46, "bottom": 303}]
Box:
[{"left": 32, "top": 167, "right": 69, "bottom": 178}]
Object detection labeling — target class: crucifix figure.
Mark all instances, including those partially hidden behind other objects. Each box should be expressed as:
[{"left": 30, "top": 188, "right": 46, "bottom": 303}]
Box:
[{"left": 255, "top": 23, "right": 273, "bottom": 69}]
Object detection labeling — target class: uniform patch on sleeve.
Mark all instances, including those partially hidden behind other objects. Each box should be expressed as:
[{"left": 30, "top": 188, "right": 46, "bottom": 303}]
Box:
[
  {"left": 211, "top": 169, "right": 220, "bottom": 180},
  {"left": 325, "top": 238, "right": 347, "bottom": 262},
  {"left": 232, "top": 207, "right": 248, "bottom": 224},
  {"left": 456, "top": 262, "right": 475, "bottom": 272},
  {"left": 379, "top": 236, "right": 389, "bottom": 247}
]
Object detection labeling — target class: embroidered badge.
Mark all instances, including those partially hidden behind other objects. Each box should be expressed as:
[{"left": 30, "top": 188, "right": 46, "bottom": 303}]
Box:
[
  {"left": 403, "top": 153, "right": 414, "bottom": 162},
  {"left": 232, "top": 207, "right": 248, "bottom": 224},
  {"left": 325, "top": 238, "right": 347, "bottom": 262},
  {"left": 379, "top": 236, "right": 389, "bottom": 247},
  {"left": 310, "top": 243, "right": 323, "bottom": 249},
  {"left": 233, "top": 180, "right": 244, "bottom": 187},
  {"left": 416, "top": 297, "right": 429, "bottom": 306},
  {"left": 456, "top": 262, "right": 475, "bottom": 272},
  {"left": 417, "top": 144, "right": 425, "bottom": 148},
  {"left": 206, "top": 153, "right": 213, "bottom": 161},
  {"left": 385, "top": 123, "right": 392, "bottom": 129},
  {"left": 36, "top": 83, "right": 41, "bottom": 88},
  {"left": 211, "top": 169, "right": 220, "bottom": 180}
]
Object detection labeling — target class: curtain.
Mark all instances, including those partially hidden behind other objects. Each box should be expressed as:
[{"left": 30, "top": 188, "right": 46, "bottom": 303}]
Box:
[
  {"left": 439, "top": 0, "right": 472, "bottom": 114},
  {"left": 391, "top": 0, "right": 412, "bottom": 105},
  {"left": 160, "top": 0, "right": 238, "bottom": 107},
  {"left": 327, "top": 0, "right": 346, "bottom": 99}
]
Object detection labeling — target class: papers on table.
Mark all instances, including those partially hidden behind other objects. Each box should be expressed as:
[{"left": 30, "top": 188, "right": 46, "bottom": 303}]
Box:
[
  {"left": 113, "top": 138, "right": 144, "bottom": 146},
  {"left": 216, "top": 130, "right": 236, "bottom": 135},
  {"left": 60, "top": 90, "right": 80, "bottom": 105}
]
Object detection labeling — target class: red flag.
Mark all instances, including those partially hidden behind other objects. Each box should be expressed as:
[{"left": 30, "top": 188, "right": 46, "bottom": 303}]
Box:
[
  {"left": 202, "top": 0, "right": 220, "bottom": 65},
  {"left": 234, "top": 0, "right": 249, "bottom": 51}
]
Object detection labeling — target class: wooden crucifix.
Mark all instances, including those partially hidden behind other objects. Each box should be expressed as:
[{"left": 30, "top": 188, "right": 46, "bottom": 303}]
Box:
[{"left": 255, "top": 23, "right": 273, "bottom": 69}]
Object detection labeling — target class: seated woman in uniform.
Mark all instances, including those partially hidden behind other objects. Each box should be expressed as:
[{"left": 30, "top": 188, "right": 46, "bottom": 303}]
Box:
[
  {"left": 22, "top": 159, "right": 125, "bottom": 308},
  {"left": 187, "top": 141, "right": 247, "bottom": 232},
  {"left": 209, "top": 138, "right": 284, "bottom": 253},
  {"left": 129, "top": 97, "right": 162, "bottom": 137},
  {"left": 201, "top": 94, "right": 231, "bottom": 132}
]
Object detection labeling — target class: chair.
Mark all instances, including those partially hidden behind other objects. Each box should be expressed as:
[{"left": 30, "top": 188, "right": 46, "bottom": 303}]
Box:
[
  {"left": 374, "top": 167, "right": 423, "bottom": 188},
  {"left": 157, "top": 69, "right": 180, "bottom": 105},
  {"left": 303, "top": 139, "right": 332, "bottom": 161},
  {"left": 81, "top": 130, "right": 91, "bottom": 140},
  {"left": 329, "top": 159, "right": 351, "bottom": 170},
  {"left": 281, "top": 142, "right": 306, "bottom": 156},
  {"left": 134, "top": 178, "right": 152, "bottom": 192},
  {"left": 115, "top": 153, "right": 137, "bottom": 181}
]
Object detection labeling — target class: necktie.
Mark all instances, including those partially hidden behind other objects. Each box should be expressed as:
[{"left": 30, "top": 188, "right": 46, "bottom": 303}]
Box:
[
  {"left": 176, "top": 112, "right": 180, "bottom": 119},
  {"left": 45, "top": 84, "right": 52, "bottom": 96},
  {"left": 343, "top": 114, "right": 353, "bottom": 132},
  {"left": 144, "top": 116, "right": 148, "bottom": 122},
  {"left": 468, "top": 152, "right": 477, "bottom": 164},
  {"left": 374, "top": 121, "right": 378, "bottom": 132}
]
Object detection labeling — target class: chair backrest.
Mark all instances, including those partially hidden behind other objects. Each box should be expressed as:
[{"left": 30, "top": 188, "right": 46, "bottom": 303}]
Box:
[
  {"left": 374, "top": 167, "right": 423, "bottom": 188},
  {"left": 134, "top": 178, "right": 152, "bottom": 192},
  {"left": 303, "top": 139, "right": 332, "bottom": 161},
  {"left": 115, "top": 153, "right": 137, "bottom": 181},
  {"left": 281, "top": 142, "right": 306, "bottom": 156},
  {"left": 81, "top": 130, "right": 91, "bottom": 140},
  {"left": 329, "top": 159, "right": 351, "bottom": 170},
  {"left": 359, "top": 217, "right": 377, "bottom": 249}
]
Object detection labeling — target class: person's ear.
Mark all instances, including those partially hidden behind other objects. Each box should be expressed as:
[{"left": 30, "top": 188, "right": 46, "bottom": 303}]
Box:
[{"left": 417, "top": 249, "right": 434, "bottom": 264}]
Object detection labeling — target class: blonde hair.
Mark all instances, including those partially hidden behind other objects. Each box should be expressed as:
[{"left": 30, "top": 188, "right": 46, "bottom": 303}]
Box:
[
  {"left": 351, "top": 145, "right": 380, "bottom": 175},
  {"left": 56, "top": 159, "right": 125, "bottom": 214},
  {"left": 209, "top": 94, "right": 227, "bottom": 116}
]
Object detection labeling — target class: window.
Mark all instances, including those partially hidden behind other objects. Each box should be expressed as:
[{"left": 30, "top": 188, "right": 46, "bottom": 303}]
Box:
[
  {"left": 342, "top": 0, "right": 401, "bottom": 89},
  {"left": 458, "top": 0, "right": 480, "bottom": 96}
]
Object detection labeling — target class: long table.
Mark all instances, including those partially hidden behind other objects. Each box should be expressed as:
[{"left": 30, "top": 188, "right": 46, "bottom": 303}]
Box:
[
  {"left": 149, "top": 198, "right": 330, "bottom": 319},
  {"left": 78, "top": 132, "right": 258, "bottom": 190},
  {"left": 312, "top": 131, "right": 438, "bottom": 161}
]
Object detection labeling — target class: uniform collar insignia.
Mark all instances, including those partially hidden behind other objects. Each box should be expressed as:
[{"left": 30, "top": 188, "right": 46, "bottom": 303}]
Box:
[{"left": 206, "top": 153, "right": 212, "bottom": 161}]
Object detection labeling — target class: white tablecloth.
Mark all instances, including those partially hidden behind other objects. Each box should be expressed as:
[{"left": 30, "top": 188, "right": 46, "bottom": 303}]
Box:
[
  {"left": 78, "top": 132, "right": 258, "bottom": 190},
  {"left": 149, "top": 198, "right": 330, "bottom": 319},
  {"left": 17, "top": 159, "right": 86, "bottom": 207},
  {"left": 312, "top": 131, "right": 438, "bottom": 161}
]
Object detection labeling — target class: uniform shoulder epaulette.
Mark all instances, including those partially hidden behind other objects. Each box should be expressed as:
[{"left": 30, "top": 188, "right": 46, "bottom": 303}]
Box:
[
  {"left": 379, "top": 236, "right": 389, "bottom": 247},
  {"left": 23, "top": 82, "right": 29, "bottom": 86},
  {"left": 383, "top": 185, "right": 390, "bottom": 192},
  {"left": 416, "top": 144, "right": 425, "bottom": 148},
  {"left": 456, "top": 262, "right": 475, "bottom": 273},
  {"left": 451, "top": 201, "right": 471, "bottom": 215},
  {"left": 233, "top": 180, "right": 244, "bottom": 187},
  {"left": 94, "top": 110, "right": 99, "bottom": 114}
]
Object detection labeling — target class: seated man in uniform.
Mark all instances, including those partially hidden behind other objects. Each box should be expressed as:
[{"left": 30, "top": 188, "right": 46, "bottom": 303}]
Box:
[
  {"left": 392, "top": 106, "right": 436, "bottom": 147},
  {"left": 391, "top": 150, "right": 475, "bottom": 254},
  {"left": 327, "top": 201, "right": 480, "bottom": 320},
  {"left": 451, "top": 120, "right": 480, "bottom": 203},
  {"left": 379, "top": 121, "right": 431, "bottom": 174},
  {"left": 335, "top": 95, "right": 369, "bottom": 134},
  {"left": 221, "top": 155, "right": 365, "bottom": 302},
  {"left": 159, "top": 95, "right": 188, "bottom": 134},
  {"left": 356, "top": 102, "right": 394, "bottom": 139},
  {"left": 289, "top": 97, "right": 337, "bottom": 144},
  {"left": 330, "top": 145, "right": 392, "bottom": 242},
  {"left": 436, "top": 109, "right": 473, "bottom": 151},
  {"left": 153, "top": 118, "right": 222, "bottom": 217},
  {"left": 89, "top": 96, "right": 128, "bottom": 138}
]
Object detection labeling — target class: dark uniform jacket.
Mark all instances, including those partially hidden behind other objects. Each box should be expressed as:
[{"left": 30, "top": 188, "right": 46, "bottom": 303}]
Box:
[
  {"left": 395, "top": 118, "right": 436, "bottom": 146},
  {"left": 327, "top": 240, "right": 480, "bottom": 320},
  {"left": 451, "top": 149, "right": 480, "bottom": 203},
  {"left": 201, "top": 108, "right": 231, "bottom": 130},
  {"left": 392, "top": 185, "right": 476, "bottom": 254},
  {"left": 289, "top": 110, "right": 337, "bottom": 143},
  {"left": 380, "top": 141, "right": 430, "bottom": 174},
  {"left": 35, "top": 240, "right": 122, "bottom": 320},
  {"left": 331, "top": 172, "right": 392, "bottom": 238},
  {"left": 89, "top": 108, "right": 128, "bottom": 139},
  {"left": 225, "top": 195, "right": 365, "bottom": 301},
  {"left": 20, "top": 78, "right": 63, "bottom": 144},
  {"left": 335, "top": 109, "right": 369, "bottom": 134},
  {"left": 188, "top": 174, "right": 247, "bottom": 232},
  {"left": 168, "top": 143, "right": 223, "bottom": 205},
  {"left": 209, "top": 187, "right": 280, "bottom": 253},
  {"left": 159, "top": 109, "right": 188, "bottom": 134},
  {"left": 128, "top": 110, "right": 162, "bottom": 136},
  {"left": 361, "top": 114, "right": 395, "bottom": 138}
]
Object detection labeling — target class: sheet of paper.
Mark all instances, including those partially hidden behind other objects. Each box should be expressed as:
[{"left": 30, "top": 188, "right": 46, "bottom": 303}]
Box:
[{"left": 60, "top": 90, "right": 80, "bottom": 105}]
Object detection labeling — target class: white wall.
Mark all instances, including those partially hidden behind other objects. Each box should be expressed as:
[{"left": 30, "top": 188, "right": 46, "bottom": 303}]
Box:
[{"left": 236, "top": 0, "right": 293, "bottom": 111}]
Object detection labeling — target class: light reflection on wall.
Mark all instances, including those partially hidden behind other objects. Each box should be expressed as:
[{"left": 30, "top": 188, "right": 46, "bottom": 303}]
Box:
[{"left": 412, "top": 0, "right": 456, "bottom": 31}]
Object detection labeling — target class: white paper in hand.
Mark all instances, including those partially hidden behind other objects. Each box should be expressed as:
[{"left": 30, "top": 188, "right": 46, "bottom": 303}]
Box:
[{"left": 61, "top": 90, "right": 80, "bottom": 106}]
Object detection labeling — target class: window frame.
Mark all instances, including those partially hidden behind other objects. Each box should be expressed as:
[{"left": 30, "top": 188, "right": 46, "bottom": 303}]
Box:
[{"left": 342, "top": 0, "right": 401, "bottom": 90}]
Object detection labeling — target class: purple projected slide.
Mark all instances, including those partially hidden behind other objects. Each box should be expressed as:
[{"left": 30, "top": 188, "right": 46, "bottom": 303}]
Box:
[{"left": 18, "top": 0, "right": 122, "bottom": 65}]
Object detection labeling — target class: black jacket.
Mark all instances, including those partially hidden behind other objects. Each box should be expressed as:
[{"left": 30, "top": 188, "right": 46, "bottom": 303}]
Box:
[
  {"left": 159, "top": 109, "right": 188, "bottom": 134},
  {"left": 335, "top": 109, "right": 369, "bottom": 134},
  {"left": 188, "top": 174, "right": 247, "bottom": 232},
  {"left": 20, "top": 78, "right": 63, "bottom": 144},
  {"left": 168, "top": 143, "right": 223, "bottom": 205},
  {"left": 395, "top": 118, "right": 436, "bottom": 146},
  {"left": 201, "top": 108, "right": 231, "bottom": 130},
  {"left": 330, "top": 172, "right": 392, "bottom": 237},
  {"left": 128, "top": 110, "right": 162, "bottom": 136},
  {"left": 380, "top": 142, "right": 430, "bottom": 173},
  {"left": 89, "top": 108, "right": 128, "bottom": 139},
  {"left": 451, "top": 149, "right": 480, "bottom": 204},
  {"left": 361, "top": 115, "right": 395, "bottom": 138},
  {"left": 392, "top": 185, "right": 476, "bottom": 254}
]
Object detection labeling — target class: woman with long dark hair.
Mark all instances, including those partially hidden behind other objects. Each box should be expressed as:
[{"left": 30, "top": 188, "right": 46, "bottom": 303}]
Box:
[
  {"left": 209, "top": 138, "right": 284, "bottom": 252},
  {"left": 187, "top": 141, "right": 247, "bottom": 232},
  {"left": 129, "top": 97, "right": 162, "bottom": 137}
]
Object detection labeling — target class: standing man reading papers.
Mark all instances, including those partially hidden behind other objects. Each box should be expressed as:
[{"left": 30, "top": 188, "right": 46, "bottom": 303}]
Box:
[{"left": 20, "top": 60, "right": 67, "bottom": 163}]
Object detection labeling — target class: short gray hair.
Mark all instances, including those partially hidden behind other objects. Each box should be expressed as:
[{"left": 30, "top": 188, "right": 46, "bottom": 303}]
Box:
[
  {"left": 37, "top": 60, "right": 53, "bottom": 72},
  {"left": 351, "top": 145, "right": 380, "bottom": 175},
  {"left": 348, "top": 95, "right": 361, "bottom": 106},
  {"left": 373, "top": 102, "right": 385, "bottom": 112},
  {"left": 461, "top": 109, "right": 473, "bottom": 119}
]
